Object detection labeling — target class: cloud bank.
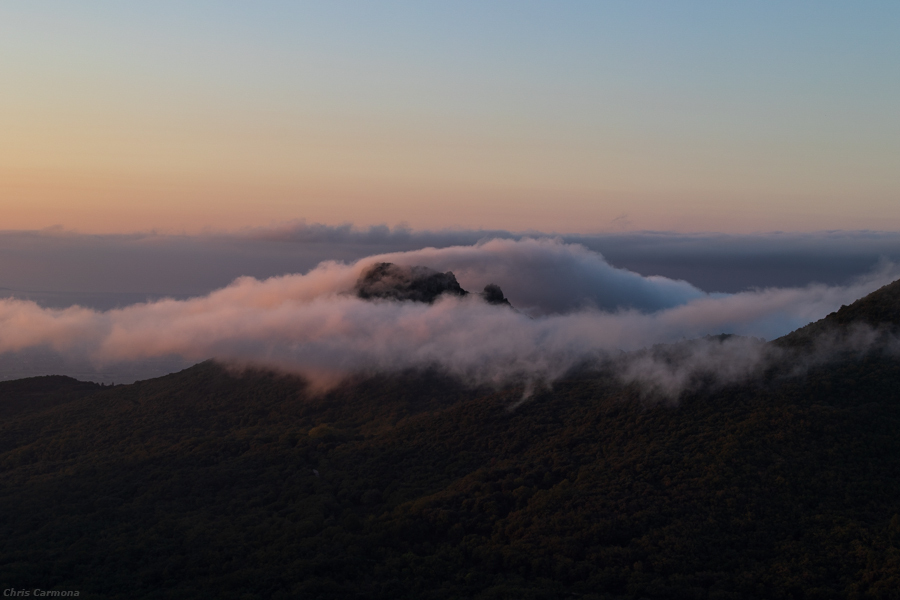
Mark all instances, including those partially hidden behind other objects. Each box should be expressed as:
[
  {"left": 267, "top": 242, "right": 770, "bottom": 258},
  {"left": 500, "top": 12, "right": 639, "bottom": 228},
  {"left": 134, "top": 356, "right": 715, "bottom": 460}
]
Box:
[
  {"left": 4, "top": 225, "right": 900, "bottom": 311},
  {"left": 1, "top": 238, "right": 897, "bottom": 392}
]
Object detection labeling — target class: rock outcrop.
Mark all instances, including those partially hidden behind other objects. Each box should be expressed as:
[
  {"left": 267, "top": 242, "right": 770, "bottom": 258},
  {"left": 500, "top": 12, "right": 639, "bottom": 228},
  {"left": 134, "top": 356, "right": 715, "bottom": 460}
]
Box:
[{"left": 355, "top": 262, "right": 512, "bottom": 308}]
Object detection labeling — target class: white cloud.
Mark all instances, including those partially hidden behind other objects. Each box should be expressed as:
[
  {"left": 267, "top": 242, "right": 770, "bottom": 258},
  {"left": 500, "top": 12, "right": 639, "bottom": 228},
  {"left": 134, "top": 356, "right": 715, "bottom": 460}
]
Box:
[{"left": 1, "top": 238, "right": 896, "bottom": 391}]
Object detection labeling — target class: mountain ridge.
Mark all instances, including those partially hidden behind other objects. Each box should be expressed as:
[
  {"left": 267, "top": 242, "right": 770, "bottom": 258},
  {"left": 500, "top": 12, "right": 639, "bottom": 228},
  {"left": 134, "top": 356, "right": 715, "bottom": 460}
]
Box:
[
  {"left": 776, "top": 278, "right": 900, "bottom": 349},
  {"left": 355, "top": 261, "right": 512, "bottom": 306},
  {"left": 1, "top": 280, "right": 900, "bottom": 598}
]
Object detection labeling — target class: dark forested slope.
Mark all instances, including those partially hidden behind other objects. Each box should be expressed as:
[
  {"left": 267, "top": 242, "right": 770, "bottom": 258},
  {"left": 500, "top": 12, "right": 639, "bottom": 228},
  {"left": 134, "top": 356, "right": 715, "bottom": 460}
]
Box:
[
  {"left": 2, "top": 283, "right": 900, "bottom": 599},
  {"left": 777, "top": 278, "right": 900, "bottom": 349}
]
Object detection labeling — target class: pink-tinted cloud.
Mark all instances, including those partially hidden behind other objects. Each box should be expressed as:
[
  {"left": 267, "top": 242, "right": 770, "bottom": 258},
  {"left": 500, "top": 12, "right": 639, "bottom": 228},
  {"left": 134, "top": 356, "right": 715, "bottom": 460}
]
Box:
[{"left": 0, "top": 239, "right": 896, "bottom": 392}]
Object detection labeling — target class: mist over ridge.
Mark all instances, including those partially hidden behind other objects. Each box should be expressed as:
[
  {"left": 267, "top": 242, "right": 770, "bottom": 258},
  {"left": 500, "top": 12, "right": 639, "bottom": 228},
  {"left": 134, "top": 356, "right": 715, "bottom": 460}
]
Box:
[{"left": 1, "top": 236, "right": 898, "bottom": 391}]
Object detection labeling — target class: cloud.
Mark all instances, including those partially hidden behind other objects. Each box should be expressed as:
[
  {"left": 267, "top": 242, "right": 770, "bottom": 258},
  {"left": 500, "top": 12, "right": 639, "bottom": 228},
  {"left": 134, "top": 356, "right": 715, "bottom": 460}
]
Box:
[
  {"left": 4, "top": 225, "right": 900, "bottom": 311},
  {"left": 370, "top": 238, "right": 707, "bottom": 314},
  {"left": 606, "top": 334, "right": 771, "bottom": 403},
  {"left": 613, "top": 319, "right": 900, "bottom": 401},
  {"left": 0, "top": 238, "right": 897, "bottom": 390}
]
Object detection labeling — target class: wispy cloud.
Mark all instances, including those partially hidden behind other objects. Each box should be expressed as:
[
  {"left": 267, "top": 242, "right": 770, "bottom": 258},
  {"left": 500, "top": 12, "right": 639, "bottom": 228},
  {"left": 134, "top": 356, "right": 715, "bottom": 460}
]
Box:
[{"left": 1, "top": 238, "right": 896, "bottom": 388}]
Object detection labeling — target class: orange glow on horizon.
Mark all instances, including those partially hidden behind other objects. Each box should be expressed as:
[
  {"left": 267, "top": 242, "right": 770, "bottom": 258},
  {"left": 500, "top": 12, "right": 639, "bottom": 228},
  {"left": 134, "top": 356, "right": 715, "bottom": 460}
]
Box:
[{"left": 2, "top": 166, "right": 898, "bottom": 236}]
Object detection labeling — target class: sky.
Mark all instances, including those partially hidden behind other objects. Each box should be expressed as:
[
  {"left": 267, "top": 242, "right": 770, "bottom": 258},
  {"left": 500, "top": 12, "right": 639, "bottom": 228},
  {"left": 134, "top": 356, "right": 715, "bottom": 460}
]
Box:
[{"left": 2, "top": 1, "right": 899, "bottom": 234}]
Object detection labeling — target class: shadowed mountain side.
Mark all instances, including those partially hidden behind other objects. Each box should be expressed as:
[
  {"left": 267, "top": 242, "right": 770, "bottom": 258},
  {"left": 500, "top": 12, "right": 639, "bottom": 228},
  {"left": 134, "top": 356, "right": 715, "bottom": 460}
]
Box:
[
  {"left": 776, "top": 278, "right": 900, "bottom": 350},
  {"left": 481, "top": 282, "right": 512, "bottom": 307},
  {"left": 0, "top": 375, "right": 102, "bottom": 419},
  {"left": 815, "top": 278, "right": 900, "bottom": 327},
  {"left": 2, "top": 281, "right": 900, "bottom": 597},
  {"left": 355, "top": 262, "right": 468, "bottom": 303},
  {"left": 355, "top": 262, "right": 512, "bottom": 307},
  {"left": 2, "top": 357, "right": 900, "bottom": 597}
]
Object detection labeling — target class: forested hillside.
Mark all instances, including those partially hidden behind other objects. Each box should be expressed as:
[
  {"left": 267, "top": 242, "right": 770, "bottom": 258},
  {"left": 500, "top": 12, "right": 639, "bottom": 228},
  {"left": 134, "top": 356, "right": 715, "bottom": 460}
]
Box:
[{"left": 2, "top": 282, "right": 900, "bottom": 599}]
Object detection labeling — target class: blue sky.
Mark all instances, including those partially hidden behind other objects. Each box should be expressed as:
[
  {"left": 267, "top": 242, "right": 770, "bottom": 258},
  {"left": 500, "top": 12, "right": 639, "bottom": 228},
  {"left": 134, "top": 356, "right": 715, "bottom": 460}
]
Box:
[{"left": 2, "top": 1, "right": 899, "bottom": 233}]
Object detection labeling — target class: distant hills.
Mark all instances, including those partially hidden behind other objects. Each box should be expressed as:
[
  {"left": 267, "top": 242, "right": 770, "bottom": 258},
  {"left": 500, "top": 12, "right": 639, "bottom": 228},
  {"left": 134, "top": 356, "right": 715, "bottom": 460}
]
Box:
[{"left": 2, "top": 281, "right": 900, "bottom": 598}]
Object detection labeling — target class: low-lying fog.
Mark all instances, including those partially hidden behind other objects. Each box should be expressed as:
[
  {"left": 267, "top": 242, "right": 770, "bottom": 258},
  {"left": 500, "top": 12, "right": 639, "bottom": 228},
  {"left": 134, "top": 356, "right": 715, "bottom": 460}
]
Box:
[{"left": 2, "top": 227, "right": 899, "bottom": 393}]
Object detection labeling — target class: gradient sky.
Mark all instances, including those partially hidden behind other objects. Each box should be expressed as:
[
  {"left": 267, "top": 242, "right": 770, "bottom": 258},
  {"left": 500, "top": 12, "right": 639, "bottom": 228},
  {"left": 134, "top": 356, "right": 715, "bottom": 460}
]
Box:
[{"left": 2, "top": 1, "right": 899, "bottom": 234}]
